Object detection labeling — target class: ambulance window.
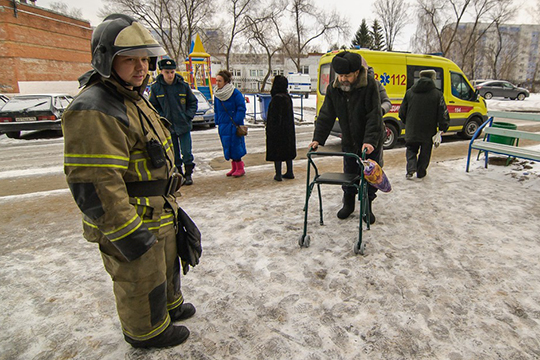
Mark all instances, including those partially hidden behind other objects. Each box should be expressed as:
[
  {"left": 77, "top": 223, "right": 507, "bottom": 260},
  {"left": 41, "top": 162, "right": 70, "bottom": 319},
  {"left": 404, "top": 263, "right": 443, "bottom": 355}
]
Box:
[
  {"left": 319, "top": 63, "right": 333, "bottom": 95},
  {"left": 406, "top": 66, "right": 443, "bottom": 91},
  {"left": 450, "top": 72, "right": 474, "bottom": 101}
]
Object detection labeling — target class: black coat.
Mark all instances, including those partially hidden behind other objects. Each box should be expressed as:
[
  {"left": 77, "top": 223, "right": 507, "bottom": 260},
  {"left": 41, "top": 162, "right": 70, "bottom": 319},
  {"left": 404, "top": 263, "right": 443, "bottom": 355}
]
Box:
[
  {"left": 265, "top": 93, "right": 296, "bottom": 161},
  {"left": 313, "top": 68, "right": 385, "bottom": 153},
  {"left": 398, "top": 77, "right": 450, "bottom": 143}
]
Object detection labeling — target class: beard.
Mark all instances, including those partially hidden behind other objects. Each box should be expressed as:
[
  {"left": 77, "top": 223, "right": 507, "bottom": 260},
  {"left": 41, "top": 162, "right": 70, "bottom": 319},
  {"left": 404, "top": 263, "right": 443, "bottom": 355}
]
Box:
[{"left": 339, "top": 83, "right": 352, "bottom": 92}]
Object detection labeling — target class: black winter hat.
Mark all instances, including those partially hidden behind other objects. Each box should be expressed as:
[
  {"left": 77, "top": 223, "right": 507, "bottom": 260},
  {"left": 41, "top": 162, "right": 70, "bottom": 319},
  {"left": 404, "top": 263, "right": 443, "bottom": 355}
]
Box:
[
  {"left": 332, "top": 51, "right": 362, "bottom": 74},
  {"left": 158, "top": 59, "right": 177, "bottom": 70}
]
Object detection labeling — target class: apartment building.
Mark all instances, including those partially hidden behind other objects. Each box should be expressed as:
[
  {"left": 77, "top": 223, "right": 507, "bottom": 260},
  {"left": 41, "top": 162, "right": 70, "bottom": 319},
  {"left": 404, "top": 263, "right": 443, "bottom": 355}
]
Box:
[{"left": 447, "top": 23, "right": 540, "bottom": 89}]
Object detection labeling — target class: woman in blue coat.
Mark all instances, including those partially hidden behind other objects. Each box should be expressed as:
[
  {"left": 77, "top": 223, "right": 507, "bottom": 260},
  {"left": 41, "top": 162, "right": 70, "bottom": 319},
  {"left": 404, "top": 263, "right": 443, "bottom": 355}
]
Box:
[{"left": 214, "top": 70, "right": 247, "bottom": 177}]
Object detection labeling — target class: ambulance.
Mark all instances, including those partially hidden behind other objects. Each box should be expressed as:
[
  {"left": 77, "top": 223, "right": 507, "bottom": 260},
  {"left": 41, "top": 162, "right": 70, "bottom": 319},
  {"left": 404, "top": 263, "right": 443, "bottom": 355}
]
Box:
[{"left": 316, "top": 49, "right": 488, "bottom": 149}]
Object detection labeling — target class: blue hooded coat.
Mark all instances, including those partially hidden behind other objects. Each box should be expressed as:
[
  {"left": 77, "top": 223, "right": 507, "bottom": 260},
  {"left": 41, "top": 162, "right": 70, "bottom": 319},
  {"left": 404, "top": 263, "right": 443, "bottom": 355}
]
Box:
[{"left": 214, "top": 88, "right": 247, "bottom": 160}]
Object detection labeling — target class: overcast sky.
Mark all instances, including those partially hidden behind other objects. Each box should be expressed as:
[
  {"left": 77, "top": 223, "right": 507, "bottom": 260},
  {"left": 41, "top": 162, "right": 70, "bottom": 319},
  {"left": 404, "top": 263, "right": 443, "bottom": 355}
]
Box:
[{"left": 35, "top": 0, "right": 535, "bottom": 52}]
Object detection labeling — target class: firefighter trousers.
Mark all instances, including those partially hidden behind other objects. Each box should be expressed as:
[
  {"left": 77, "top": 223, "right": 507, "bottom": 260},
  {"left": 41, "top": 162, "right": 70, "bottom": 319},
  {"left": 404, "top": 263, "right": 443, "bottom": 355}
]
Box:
[{"left": 99, "top": 221, "right": 183, "bottom": 341}]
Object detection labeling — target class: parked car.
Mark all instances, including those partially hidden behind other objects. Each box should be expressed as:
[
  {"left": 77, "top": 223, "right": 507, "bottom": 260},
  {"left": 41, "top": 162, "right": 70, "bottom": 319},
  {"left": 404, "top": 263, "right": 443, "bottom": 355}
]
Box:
[
  {"left": 0, "top": 94, "right": 73, "bottom": 138},
  {"left": 192, "top": 89, "right": 214, "bottom": 127},
  {"left": 0, "top": 94, "right": 9, "bottom": 108},
  {"left": 475, "top": 80, "right": 529, "bottom": 100}
]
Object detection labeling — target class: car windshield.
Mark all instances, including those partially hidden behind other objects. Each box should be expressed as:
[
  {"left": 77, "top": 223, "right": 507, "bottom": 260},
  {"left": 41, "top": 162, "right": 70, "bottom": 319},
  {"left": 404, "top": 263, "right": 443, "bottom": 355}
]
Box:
[
  {"left": 2, "top": 96, "right": 52, "bottom": 112},
  {"left": 194, "top": 92, "right": 210, "bottom": 111}
]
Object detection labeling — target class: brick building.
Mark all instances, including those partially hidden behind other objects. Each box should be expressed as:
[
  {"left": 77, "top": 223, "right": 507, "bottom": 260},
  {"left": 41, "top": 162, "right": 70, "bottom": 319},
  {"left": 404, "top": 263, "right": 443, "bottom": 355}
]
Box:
[{"left": 0, "top": 0, "right": 92, "bottom": 94}]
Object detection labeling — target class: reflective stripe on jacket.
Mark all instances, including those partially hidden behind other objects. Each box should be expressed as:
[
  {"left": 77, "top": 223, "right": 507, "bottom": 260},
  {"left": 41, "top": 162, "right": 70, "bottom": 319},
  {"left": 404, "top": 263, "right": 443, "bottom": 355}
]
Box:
[{"left": 63, "top": 74, "right": 178, "bottom": 262}]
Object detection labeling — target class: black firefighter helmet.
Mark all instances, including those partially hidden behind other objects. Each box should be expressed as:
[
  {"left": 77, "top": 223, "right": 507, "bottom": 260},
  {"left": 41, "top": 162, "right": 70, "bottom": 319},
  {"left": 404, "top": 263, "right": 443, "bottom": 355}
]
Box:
[{"left": 91, "top": 14, "right": 166, "bottom": 78}]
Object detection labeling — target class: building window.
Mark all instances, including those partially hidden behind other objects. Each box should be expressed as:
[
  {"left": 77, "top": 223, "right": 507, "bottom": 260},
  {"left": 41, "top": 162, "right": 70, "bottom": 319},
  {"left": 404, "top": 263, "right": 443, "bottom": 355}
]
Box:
[
  {"left": 250, "top": 70, "right": 257, "bottom": 77},
  {"left": 235, "top": 82, "right": 242, "bottom": 89},
  {"left": 272, "top": 69, "right": 284, "bottom": 76},
  {"left": 232, "top": 69, "right": 241, "bottom": 77},
  {"left": 300, "top": 65, "right": 309, "bottom": 74}
]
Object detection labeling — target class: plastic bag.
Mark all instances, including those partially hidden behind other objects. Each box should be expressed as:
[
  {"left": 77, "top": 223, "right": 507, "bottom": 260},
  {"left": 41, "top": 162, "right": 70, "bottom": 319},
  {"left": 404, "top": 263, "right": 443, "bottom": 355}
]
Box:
[
  {"left": 432, "top": 131, "right": 443, "bottom": 148},
  {"left": 361, "top": 159, "right": 392, "bottom": 193}
]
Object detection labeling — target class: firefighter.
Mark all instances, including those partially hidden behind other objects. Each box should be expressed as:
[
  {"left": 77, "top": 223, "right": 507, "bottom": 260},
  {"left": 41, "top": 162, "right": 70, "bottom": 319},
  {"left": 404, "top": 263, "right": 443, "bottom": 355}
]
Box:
[{"left": 62, "top": 14, "right": 196, "bottom": 348}]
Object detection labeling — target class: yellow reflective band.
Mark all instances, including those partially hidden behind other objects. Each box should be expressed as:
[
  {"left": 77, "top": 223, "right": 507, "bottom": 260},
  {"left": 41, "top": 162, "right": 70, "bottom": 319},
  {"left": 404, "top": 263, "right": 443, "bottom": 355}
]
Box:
[
  {"left": 143, "top": 159, "right": 152, "bottom": 180},
  {"left": 105, "top": 214, "right": 139, "bottom": 236},
  {"left": 65, "top": 153, "right": 130, "bottom": 161},
  {"left": 109, "top": 221, "right": 142, "bottom": 242},
  {"left": 64, "top": 163, "right": 129, "bottom": 169},
  {"left": 123, "top": 314, "right": 171, "bottom": 341},
  {"left": 83, "top": 219, "right": 98, "bottom": 228},
  {"left": 156, "top": 94, "right": 165, "bottom": 98},
  {"left": 167, "top": 295, "right": 184, "bottom": 311}
]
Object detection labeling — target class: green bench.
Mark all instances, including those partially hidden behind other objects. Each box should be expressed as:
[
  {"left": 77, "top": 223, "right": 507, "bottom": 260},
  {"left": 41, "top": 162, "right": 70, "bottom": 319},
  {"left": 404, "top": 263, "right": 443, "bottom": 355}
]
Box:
[{"left": 466, "top": 111, "right": 540, "bottom": 172}]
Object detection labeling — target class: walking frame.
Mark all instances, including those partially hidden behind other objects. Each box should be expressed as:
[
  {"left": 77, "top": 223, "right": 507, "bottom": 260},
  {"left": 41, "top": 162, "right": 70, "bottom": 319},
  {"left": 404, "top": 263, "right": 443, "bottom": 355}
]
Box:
[{"left": 299, "top": 149, "right": 369, "bottom": 255}]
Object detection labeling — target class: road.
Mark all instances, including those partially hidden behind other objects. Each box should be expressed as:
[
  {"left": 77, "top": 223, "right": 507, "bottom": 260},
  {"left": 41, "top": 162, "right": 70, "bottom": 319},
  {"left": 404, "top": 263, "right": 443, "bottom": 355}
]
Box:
[{"left": 2, "top": 118, "right": 540, "bottom": 199}]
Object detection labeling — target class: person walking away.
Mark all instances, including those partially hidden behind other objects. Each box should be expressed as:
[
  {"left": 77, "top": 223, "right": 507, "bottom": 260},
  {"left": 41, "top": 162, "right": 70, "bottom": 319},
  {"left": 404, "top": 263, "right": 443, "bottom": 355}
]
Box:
[
  {"left": 149, "top": 59, "right": 198, "bottom": 185},
  {"left": 398, "top": 69, "right": 449, "bottom": 179},
  {"left": 266, "top": 75, "right": 296, "bottom": 181},
  {"left": 62, "top": 14, "right": 196, "bottom": 349},
  {"left": 309, "top": 51, "right": 385, "bottom": 224},
  {"left": 213, "top": 70, "right": 247, "bottom": 177}
]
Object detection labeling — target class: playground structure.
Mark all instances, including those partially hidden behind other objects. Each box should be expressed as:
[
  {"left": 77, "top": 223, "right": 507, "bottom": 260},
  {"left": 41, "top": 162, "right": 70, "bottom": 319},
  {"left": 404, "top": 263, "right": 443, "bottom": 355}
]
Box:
[{"left": 184, "top": 34, "right": 213, "bottom": 102}]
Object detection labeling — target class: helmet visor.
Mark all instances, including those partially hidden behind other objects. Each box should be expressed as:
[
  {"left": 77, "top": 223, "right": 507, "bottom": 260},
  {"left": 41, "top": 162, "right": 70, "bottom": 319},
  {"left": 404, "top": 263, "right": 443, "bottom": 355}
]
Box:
[{"left": 117, "top": 46, "right": 167, "bottom": 57}]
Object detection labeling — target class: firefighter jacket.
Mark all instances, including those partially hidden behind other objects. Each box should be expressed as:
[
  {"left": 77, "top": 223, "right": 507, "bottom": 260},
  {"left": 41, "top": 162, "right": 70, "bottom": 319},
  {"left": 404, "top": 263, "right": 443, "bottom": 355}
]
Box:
[
  {"left": 63, "top": 71, "right": 178, "bottom": 262},
  {"left": 149, "top": 73, "right": 198, "bottom": 135}
]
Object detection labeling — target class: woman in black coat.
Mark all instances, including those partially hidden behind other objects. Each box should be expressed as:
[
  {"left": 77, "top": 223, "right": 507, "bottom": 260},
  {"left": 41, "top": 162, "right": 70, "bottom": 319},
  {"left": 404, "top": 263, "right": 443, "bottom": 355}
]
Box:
[{"left": 266, "top": 75, "right": 297, "bottom": 181}]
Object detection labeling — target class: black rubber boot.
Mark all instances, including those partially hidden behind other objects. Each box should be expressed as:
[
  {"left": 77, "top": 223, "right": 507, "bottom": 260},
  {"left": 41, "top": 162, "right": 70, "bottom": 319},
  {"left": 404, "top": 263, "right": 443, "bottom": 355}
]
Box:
[
  {"left": 184, "top": 164, "right": 195, "bottom": 186},
  {"left": 337, "top": 192, "right": 356, "bottom": 219},
  {"left": 169, "top": 303, "right": 196, "bottom": 322},
  {"left": 274, "top": 161, "right": 282, "bottom": 181},
  {"left": 125, "top": 323, "right": 190, "bottom": 349}
]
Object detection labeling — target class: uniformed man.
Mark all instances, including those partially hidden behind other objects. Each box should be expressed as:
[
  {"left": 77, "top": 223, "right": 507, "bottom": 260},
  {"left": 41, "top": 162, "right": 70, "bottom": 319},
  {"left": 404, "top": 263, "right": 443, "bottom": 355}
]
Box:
[
  {"left": 150, "top": 59, "right": 198, "bottom": 185},
  {"left": 62, "top": 14, "right": 196, "bottom": 348}
]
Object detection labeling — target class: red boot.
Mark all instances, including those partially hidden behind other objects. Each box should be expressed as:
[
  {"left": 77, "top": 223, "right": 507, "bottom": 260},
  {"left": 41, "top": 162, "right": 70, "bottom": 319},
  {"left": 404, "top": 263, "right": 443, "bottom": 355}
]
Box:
[
  {"left": 232, "top": 160, "right": 245, "bottom": 177},
  {"left": 226, "top": 161, "right": 237, "bottom": 176}
]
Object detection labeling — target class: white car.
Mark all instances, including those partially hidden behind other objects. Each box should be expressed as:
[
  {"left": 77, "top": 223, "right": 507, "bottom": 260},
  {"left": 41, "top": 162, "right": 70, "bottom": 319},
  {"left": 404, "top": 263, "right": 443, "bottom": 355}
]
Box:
[{"left": 192, "top": 89, "right": 214, "bottom": 127}]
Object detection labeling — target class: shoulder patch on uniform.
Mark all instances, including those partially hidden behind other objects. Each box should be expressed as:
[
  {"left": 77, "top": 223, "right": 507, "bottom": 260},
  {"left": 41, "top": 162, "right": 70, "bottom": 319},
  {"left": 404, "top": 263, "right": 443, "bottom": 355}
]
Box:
[{"left": 69, "top": 83, "right": 129, "bottom": 127}]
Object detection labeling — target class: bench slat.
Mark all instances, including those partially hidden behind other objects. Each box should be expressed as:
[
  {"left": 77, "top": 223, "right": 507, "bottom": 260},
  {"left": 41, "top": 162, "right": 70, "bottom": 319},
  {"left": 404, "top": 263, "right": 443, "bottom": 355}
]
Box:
[
  {"left": 471, "top": 141, "right": 540, "bottom": 161},
  {"left": 487, "top": 111, "right": 540, "bottom": 122},
  {"left": 483, "top": 127, "right": 540, "bottom": 142}
]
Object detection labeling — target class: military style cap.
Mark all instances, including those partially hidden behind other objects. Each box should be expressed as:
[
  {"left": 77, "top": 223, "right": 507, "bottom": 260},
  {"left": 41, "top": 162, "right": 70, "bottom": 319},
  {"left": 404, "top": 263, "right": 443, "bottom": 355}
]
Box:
[
  {"left": 91, "top": 14, "right": 166, "bottom": 78},
  {"left": 158, "top": 59, "right": 177, "bottom": 70},
  {"left": 332, "top": 51, "right": 363, "bottom": 75}
]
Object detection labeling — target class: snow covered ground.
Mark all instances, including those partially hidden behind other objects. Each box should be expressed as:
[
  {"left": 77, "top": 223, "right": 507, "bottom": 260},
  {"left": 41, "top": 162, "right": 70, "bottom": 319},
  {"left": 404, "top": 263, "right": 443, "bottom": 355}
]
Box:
[{"left": 1, "top": 93, "right": 540, "bottom": 359}]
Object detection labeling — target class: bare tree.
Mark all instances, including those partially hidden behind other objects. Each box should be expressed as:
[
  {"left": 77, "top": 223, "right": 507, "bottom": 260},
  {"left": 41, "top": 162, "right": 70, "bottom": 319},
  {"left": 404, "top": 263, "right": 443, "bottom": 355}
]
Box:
[
  {"left": 245, "top": 3, "right": 284, "bottom": 92},
  {"left": 373, "top": 0, "right": 408, "bottom": 51},
  {"left": 414, "top": 0, "right": 514, "bottom": 60},
  {"left": 483, "top": 0, "right": 518, "bottom": 79},
  {"left": 49, "top": 1, "right": 83, "bottom": 19},
  {"left": 99, "top": 0, "right": 213, "bottom": 64},
  {"left": 272, "top": 0, "right": 348, "bottom": 72},
  {"left": 220, "top": 0, "right": 257, "bottom": 70}
]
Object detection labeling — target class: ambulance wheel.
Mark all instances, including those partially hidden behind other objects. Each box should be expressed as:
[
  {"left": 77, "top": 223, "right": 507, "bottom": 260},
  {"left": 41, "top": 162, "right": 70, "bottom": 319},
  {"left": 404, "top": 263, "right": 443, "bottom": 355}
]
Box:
[
  {"left": 354, "top": 242, "right": 365, "bottom": 255},
  {"left": 383, "top": 123, "right": 398, "bottom": 150},
  {"left": 299, "top": 235, "right": 311, "bottom": 248},
  {"left": 459, "top": 117, "right": 482, "bottom": 139}
]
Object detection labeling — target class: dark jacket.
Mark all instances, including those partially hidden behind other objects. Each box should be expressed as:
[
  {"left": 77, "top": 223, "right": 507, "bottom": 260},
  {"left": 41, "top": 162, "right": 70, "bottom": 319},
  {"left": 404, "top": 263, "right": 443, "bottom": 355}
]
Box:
[
  {"left": 313, "top": 66, "right": 385, "bottom": 154},
  {"left": 266, "top": 93, "right": 296, "bottom": 161},
  {"left": 399, "top": 77, "right": 450, "bottom": 143},
  {"left": 149, "top": 73, "right": 198, "bottom": 135},
  {"left": 214, "top": 88, "right": 247, "bottom": 161}
]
